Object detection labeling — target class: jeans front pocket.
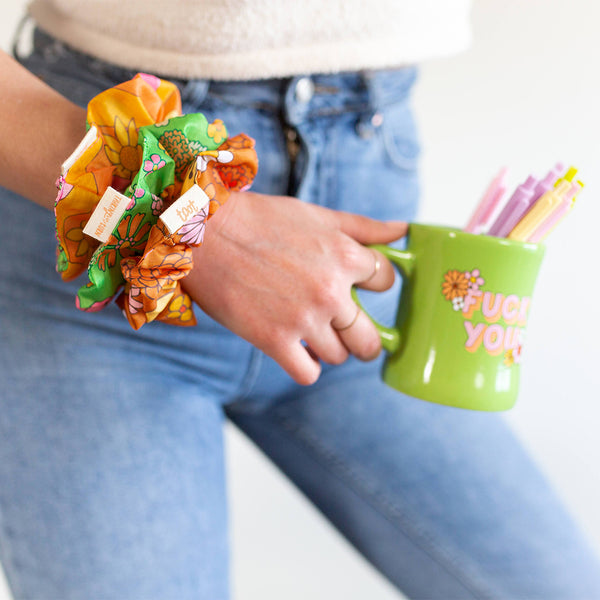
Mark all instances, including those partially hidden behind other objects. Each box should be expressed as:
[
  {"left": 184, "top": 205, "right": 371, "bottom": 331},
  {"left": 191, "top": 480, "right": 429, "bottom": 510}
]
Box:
[{"left": 381, "top": 99, "right": 421, "bottom": 174}]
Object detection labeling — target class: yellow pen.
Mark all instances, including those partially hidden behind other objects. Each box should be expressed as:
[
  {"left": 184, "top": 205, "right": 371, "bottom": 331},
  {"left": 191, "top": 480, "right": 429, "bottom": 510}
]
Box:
[
  {"left": 507, "top": 180, "right": 573, "bottom": 241},
  {"left": 554, "top": 165, "right": 577, "bottom": 187}
]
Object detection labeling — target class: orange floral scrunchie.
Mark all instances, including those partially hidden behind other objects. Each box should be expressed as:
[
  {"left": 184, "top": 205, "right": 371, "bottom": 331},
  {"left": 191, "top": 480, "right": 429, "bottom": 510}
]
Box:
[{"left": 55, "top": 73, "right": 258, "bottom": 329}]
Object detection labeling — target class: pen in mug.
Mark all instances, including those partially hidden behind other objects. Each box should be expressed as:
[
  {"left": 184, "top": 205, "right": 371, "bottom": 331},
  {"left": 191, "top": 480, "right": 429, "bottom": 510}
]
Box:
[
  {"left": 554, "top": 165, "right": 578, "bottom": 188},
  {"left": 528, "top": 162, "right": 564, "bottom": 205},
  {"left": 527, "top": 181, "right": 582, "bottom": 243},
  {"left": 503, "top": 162, "right": 564, "bottom": 237},
  {"left": 507, "top": 180, "right": 578, "bottom": 241},
  {"left": 487, "top": 175, "right": 537, "bottom": 238},
  {"left": 464, "top": 167, "right": 507, "bottom": 234}
]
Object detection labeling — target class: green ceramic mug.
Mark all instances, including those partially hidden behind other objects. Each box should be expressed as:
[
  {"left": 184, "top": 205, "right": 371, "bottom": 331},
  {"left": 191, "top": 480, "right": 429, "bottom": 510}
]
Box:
[{"left": 356, "top": 224, "right": 546, "bottom": 411}]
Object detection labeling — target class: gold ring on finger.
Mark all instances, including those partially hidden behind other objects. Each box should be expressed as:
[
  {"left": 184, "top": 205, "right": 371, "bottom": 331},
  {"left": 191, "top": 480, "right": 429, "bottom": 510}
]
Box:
[
  {"left": 362, "top": 250, "right": 381, "bottom": 284},
  {"left": 332, "top": 305, "right": 361, "bottom": 331}
]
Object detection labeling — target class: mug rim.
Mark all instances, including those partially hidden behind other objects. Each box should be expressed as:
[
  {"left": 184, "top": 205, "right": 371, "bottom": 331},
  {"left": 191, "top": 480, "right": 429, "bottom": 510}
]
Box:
[{"left": 410, "top": 223, "right": 545, "bottom": 254}]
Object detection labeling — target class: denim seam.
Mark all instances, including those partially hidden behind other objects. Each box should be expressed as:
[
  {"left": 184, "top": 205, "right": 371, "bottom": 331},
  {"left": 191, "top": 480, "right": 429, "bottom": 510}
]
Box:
[
  {"left": 291, "top": 125, "right": 314, "bottom": 202},
  {"left": 323, "top": 123, "right": 338, "bottom": 211},
  {"left": 227, "top": 347, "right": 265, "bottom": 406},
  {"left": 272, "top": 405, "right": 503, "bottom": 600}
]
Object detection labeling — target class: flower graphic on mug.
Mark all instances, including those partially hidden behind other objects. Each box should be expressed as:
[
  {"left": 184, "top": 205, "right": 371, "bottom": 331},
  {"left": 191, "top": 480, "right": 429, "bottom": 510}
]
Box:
[
  {"left": 513, "top": 344, "right": 523, "bottom": 364},
  {"left": 452, "top": 296, "right": 465, "bottom": 311},
  {"left": 465, "top": 268, "right": 485, "bottom": 292},
  {"left": 504, "top": 343, "right": 524, "bottom": 368},
  {"left": 442, "top": 269, "right": 469, "bottom": 300},
  {"left": 442, "top": 264, "right": 529, "bottom": 369}
]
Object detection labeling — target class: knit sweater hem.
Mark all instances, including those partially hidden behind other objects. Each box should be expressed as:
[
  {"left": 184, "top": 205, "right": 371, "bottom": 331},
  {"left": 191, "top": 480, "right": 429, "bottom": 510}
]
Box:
[{"left": 28, "top": 0, "right": 471, "bottom": 80}]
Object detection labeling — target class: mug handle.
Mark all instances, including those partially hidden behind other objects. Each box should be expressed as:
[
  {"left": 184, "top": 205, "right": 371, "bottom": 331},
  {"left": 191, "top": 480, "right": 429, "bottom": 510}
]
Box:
[{"left": 351, "top": 244, "right": 415, "bottom": 354}]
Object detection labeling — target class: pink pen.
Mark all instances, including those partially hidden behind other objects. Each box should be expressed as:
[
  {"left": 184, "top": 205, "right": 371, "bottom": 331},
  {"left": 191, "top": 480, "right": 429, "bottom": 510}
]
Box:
[
  {"left": 527, "top": 182, "right": 581, "bottom": 243},
  {"left": 465, "top": 167, "right": 507, "bottom": 234},
  {"left": 487, "top": 175, "right": 538, "bottom": 237}
]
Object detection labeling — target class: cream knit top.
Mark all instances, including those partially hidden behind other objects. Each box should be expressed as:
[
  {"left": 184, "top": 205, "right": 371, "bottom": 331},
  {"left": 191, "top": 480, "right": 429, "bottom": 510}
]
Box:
[{"left": 28, "top": 0, "right": 471, "bottom": 80}]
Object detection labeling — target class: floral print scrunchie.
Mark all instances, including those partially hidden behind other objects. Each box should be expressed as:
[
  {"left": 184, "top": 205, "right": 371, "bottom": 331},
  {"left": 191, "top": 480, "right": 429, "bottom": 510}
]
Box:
[{"left": 55, "top": 73, "right": 258, "bottom": 329}]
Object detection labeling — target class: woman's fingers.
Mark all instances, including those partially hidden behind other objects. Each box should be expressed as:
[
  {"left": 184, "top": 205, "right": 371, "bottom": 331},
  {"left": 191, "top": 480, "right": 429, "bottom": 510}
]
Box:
[
  {"left": 275, "top": 307, "right": 380, "bottom": 385},
  {"left": 355, "top": 248, "right": 396, "bottom": 292},
  {"left": 310, "top": 244, "right": 393, "bottom": 365},
  {"left": 305, "top": 329, "right": 350, "bottom": 366},
  {"left": 333, "top": 306, "right": 382, "bottom": 361},
  {"left": 331, "top": 209, "right": 408, "bottom": 246},
  {"left": 274, "top": 341, "right": 322, "bottom": 386},
  {"left": 278, "top": 312, "right": 377, "bottom": 385}
]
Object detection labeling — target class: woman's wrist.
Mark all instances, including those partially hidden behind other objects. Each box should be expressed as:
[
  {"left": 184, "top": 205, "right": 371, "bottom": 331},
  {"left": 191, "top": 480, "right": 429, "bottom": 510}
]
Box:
[{"left": 0, "top": 50, "right": 86, "bottom": 208}]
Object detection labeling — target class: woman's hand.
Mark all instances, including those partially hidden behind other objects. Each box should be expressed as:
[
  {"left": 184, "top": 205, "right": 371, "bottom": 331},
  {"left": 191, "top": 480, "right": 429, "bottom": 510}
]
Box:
[{"left": 183, "top": 191, "right": 407, "bottom": 385}]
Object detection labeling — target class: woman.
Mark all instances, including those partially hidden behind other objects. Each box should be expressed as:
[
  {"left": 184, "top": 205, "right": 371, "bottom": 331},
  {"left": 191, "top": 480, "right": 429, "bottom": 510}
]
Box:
[{"left": 1, "top": 1, "right": 599, "bottom": 598}]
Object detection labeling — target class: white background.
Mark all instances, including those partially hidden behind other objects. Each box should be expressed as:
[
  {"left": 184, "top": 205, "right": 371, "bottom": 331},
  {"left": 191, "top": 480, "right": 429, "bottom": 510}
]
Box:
[{"left": 1, "top": 1, "right": 599, "bottom": 599}]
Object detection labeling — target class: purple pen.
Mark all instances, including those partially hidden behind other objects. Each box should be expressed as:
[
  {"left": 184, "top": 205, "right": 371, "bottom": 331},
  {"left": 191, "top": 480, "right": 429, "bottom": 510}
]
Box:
[
  {"left": 530, "top": 162, "right": 564, "bottom": 204},
  {"left": 488, "top": 175, "right": 537, "bottom": 237}
]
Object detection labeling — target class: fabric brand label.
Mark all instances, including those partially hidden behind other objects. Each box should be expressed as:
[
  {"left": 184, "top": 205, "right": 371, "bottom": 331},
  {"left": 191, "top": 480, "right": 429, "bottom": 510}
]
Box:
[
  {"left": 160, "top": 184, "right": 210, "bottom": 234},
  {"left": 83, "top": 186, "right": 131, "bottom": 243},
  {"left": 61, "top": 125, "right": 99, "bottom": 174}
]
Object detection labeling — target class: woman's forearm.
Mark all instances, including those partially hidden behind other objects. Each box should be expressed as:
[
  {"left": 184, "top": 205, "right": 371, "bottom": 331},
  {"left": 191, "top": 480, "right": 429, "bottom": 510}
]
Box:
[{"left": 0, "top": 50, "right": 86, "bottom": 209}]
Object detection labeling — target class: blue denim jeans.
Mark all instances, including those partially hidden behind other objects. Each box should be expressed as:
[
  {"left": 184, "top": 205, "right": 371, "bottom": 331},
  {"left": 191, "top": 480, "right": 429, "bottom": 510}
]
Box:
[{"left": 1, "top": 29, "right": 599, "bottom": 600}]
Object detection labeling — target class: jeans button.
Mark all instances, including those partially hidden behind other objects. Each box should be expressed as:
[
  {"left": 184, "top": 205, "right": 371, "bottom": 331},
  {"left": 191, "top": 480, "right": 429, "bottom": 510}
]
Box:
[
  {"left": 295, "top": 77, "right": 314, "bottom": 103},
  {"left": 371, "top": 112, "right": 384, "bottom": 128},
  {"left": 356, "top": 112, "right": 384, "bottom": 139}
]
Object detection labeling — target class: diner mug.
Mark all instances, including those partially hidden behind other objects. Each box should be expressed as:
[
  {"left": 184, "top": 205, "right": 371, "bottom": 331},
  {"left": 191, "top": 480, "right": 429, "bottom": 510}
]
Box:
[{"left": 356, "top": 224, "right": 546, "bottom": 411}]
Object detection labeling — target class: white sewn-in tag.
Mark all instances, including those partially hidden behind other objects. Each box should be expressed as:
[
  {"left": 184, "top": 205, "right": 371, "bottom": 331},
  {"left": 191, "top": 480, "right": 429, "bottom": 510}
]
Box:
[
  {"left": 160, "top": 184, "right": 210, "bottom": 234},
  {"left": 61, "top": 125, "right": 99, "bottom": 174},
  {"left": 82, "top": 186, "right": 131, "bottom": 243}
]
